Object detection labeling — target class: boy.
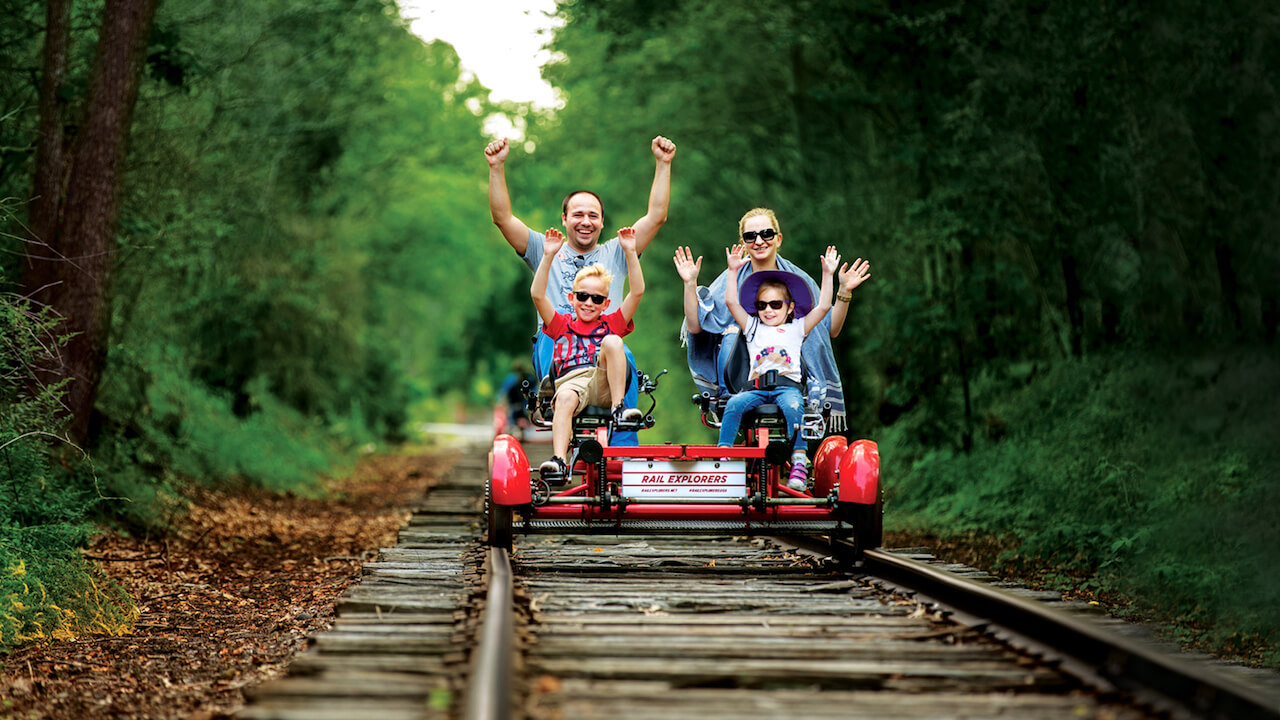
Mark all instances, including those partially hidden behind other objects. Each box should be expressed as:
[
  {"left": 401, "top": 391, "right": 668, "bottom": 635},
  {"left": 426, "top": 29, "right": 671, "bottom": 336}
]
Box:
[{"left": 532, "top": 226, "right": 645, "bottom": 481}]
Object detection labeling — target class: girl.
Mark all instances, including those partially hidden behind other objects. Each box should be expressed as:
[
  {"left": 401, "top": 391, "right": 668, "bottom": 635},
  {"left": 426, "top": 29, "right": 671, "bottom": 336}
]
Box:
[{"left": 677, "top": 242, "right": 841, "bottom": 490}]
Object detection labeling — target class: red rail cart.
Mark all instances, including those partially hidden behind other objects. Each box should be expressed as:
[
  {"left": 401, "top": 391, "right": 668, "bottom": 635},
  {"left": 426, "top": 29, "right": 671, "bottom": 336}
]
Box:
[{"left": 487, "top": 367, "right": 881, "bottom": 556}]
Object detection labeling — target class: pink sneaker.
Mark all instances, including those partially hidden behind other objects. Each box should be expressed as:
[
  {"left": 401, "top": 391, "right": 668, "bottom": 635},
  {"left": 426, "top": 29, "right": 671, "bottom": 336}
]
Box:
[{"left": 787, "top": 458, "right": 808, "bottom": 491}]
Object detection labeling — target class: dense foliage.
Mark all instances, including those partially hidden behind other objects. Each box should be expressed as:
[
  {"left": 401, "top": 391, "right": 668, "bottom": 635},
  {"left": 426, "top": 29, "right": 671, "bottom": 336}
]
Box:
[
  {"left": 1, "top": 0, "right": 1276, "bottom": 664},
  {"left": 886, "top": 350, "right": 1280, "bottom": 663},
  {"left": 1, "top": 0, "right": 515, "bottom": 651}
]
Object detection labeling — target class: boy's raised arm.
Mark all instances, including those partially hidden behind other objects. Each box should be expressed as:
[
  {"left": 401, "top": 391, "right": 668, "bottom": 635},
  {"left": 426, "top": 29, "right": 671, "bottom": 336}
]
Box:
[
  {"left": 531, "top": 228, "right": 566, "bottom": 325},
  {"left": 617, "top": 227, "right": 645, "bottom": 322},
  {"left": 486, "top": 138, "right": 532, "bottom": 255}
]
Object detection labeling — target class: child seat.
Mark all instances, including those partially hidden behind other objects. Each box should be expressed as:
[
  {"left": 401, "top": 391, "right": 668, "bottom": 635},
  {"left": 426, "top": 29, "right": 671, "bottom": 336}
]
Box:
[
  {"left": 718, "top": 331, "right": 786, "bottom": 430},
  {"left": 703, "top": 330, "right": 826, "bottom": 441},
  {"left": 529, "top": 363, "right": 649, "bottom": 432}
]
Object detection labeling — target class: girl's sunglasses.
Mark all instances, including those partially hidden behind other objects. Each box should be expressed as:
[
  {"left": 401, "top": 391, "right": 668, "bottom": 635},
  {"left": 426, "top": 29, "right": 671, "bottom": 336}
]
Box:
[
  {"left": 741, "top": 228, "right": 779, "bottom": 243},
  {"left": 754, "top": 299, "right": 788, "bottom": 311},
  {"left": 574, "top": 291, "right": 607, "bottom": 304}
]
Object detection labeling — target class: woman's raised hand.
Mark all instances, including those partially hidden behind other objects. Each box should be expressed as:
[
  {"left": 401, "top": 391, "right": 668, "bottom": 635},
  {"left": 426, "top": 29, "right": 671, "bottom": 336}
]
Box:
[
  {"left": 674, "top": 246, "right": 702, "bottom": 284},
  {"left": 838, "top": 257, "right": 872, "bottom": 293},
  {"left": 726, "top": 243, "right": 748, "bottom": 272}
]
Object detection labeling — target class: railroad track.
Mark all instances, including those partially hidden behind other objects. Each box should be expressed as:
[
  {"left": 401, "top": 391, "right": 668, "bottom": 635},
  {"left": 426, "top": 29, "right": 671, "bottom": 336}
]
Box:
[
  {"left": 241, "top": 440, "right": 1280, "bottom": 720},
  {"left": 238, "top": 449, "right": 490, "bottom": 720},
  {"left": 505, "top": 536, "right": 1154, "bottom": 719}
]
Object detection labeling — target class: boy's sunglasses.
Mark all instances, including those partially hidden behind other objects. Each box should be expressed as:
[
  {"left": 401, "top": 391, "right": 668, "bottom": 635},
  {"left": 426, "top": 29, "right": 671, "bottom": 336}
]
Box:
[
  {"left": 574, "top": 291, "right": 607, "bottom": 304},
  {"left": 754, "top": 299, "right": 788, "bottom": 311},
  {"left": 741, "top": 228, "right": 779, "bottom": 243}
]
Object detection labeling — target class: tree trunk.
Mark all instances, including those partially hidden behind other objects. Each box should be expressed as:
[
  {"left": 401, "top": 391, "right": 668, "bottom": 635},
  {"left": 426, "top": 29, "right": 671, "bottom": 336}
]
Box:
[
  {"left": 1060, "top": 253, "right": 1084, "bottom": 357},
  {"left": 948, "top": 250, "right": 973, "bottom": 453},
  {"left": 23, "top": 0, "right": 160, "bottom": 445},
  {"left": 27, "top": 0, "right": 72, "bottom": 299}
]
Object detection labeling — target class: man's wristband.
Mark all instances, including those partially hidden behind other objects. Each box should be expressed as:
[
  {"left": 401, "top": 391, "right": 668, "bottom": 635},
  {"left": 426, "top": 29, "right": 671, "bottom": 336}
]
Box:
[{"left": 836, "top": 292, "right": 852, "bottom": 303}]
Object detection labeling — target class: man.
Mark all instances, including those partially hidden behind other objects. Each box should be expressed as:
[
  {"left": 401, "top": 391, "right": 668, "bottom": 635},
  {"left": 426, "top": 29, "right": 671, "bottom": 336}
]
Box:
[{"left": 485, "top": 135, "right": 676, "bottom": 445}]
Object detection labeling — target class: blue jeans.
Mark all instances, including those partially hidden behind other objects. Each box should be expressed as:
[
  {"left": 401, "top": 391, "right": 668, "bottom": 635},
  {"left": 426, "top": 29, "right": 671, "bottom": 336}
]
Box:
[
  {"left": 533, "top": 332, "right": 640, "bottom": 446},
  {"left": 717, "top": 387, "right": 805, "bottom": 450}
]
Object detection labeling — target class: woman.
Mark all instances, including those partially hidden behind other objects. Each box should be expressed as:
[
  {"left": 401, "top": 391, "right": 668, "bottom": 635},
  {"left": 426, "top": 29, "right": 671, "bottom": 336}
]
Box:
[{"left": 675, "top": 208, "right": 870, "bottom": 432}]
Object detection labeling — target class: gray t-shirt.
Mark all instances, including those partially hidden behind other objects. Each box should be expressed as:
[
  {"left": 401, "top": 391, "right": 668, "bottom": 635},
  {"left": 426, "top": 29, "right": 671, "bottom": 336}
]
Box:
[{"left": 522, "top": 228, "right": 629, "bottom": 326}]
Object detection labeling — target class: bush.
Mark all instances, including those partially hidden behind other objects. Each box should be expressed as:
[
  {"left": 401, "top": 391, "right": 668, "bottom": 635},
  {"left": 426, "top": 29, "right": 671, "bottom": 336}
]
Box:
[
  {"left": 1, "top": 488, "right": 137, "bottom": 650},
  {"left": 884, "top": 349, "right": 1280, "bottom": 665},
  {"left": 1, "top": 293, "right": 137, "bottom": 653},
  {"left": 92, "top": 343, "right": 349, "bottom": 529}
]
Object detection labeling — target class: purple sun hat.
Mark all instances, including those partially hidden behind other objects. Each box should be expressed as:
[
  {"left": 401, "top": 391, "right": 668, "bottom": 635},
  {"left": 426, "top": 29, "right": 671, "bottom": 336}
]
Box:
[{"left": 739, "top": 270, "right": 814, "bottom": 316}]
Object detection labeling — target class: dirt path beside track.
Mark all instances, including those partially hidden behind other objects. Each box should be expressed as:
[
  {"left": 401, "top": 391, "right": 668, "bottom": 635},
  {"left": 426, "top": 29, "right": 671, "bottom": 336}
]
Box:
[{"left": 0, "top": 449, "right": 458, "bottom": 720}]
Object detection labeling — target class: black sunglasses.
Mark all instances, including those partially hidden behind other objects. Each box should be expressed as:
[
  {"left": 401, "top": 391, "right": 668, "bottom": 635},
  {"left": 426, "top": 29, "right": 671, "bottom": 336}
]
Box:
[
  {"left": 741, "top": 228, "right": 779, "bottom": 243},
  {"left": 574, "top": 291, "right": 607, "bottom": 304},
  {"left": 754, "top": 299, "right": 788, "bottom": 311}
]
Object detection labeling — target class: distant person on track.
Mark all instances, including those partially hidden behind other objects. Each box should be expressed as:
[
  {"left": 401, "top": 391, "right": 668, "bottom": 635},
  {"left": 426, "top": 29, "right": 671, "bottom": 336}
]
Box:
[
  {"left": 485, "top": 135, "right": 676, "bottom": 445},
  {"left": 532, "top": 226, "right": 645, "bottom": 482},
  {"left": 676, "top": 207, "right": 871, "bottom": 438},
  {"left": 496, "top": 360, "right": 536, "bottom": 441}
]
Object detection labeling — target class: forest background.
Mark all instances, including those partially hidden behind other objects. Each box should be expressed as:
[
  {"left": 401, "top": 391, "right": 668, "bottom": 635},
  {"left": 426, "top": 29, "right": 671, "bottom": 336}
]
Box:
[{"left": 2, "top": 0, "right": 1277, "bottom": 668}]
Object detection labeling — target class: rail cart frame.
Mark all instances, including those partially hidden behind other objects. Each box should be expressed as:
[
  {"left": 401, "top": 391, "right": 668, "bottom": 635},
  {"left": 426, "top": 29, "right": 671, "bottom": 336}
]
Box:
[{"left": 486, "top": 369, "right": 881, "bottom": 554}]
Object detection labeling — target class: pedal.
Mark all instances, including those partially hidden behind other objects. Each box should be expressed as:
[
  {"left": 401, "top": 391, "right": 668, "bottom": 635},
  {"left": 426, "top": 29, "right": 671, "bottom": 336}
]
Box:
[
  {"left": 611, "top": 407, "right": 645, "bottom": 432},
  {"left": 538, "top": 457, "right": 569, "bottom": 485},
  {"left": 801, "top": 412, "right": 825, "bottom": 440}
]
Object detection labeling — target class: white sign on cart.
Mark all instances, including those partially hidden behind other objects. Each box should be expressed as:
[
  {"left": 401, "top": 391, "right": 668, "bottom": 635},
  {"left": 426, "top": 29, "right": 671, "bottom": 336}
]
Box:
[{"left": 620, "top": 460, "right": 748, "bottom": 499}]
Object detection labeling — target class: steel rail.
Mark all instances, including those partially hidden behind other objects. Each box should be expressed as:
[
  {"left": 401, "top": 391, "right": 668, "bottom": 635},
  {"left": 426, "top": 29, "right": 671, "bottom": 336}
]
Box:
[
  {"left": 850, "top": 546, "right": 1280, "bottom": 720},
  {"left": 462, "top": 546, "right": 513, "bottom": 720}
]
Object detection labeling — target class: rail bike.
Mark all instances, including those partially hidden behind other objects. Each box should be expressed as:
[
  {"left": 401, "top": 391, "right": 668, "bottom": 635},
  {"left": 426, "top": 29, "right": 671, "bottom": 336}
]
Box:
[{"left": 486, "top": 346, "right": 882, "bottom": 556}]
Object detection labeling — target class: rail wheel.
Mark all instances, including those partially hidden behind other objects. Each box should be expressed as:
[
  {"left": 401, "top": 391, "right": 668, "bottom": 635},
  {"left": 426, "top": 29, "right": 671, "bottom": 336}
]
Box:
[
  {"left": 487, "top": 501, "right": 512, "bottom": 550},
  {"left": 485, "top": 450, "right": 512, "bottom": 550},
  {"left": 852, "top": 485, "right": 883, "bottom": 557},
  {"left": 487, "top": 436, "right": 526, "bottom": 550}
]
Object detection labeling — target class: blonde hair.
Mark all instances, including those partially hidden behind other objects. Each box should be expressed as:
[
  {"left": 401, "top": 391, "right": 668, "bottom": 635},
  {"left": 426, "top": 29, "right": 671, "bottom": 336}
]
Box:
[
  {"left": 756, "top": 280, "right": 792, "bottom": 303},
  {"left": 573, "top": 262, "right": 613, "bottom": 290},
  {"left": 738, "top": 207, "right": 783, "bottom": 240}
]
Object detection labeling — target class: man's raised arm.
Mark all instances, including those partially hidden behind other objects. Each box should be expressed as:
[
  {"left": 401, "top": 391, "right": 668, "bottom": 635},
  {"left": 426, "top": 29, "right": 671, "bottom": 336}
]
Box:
[
  {"left": 632, "top": 136, "right": 677, "bottom": 254},
  {"left": 486, "top": 138, "right": 532, "bottom": 255}
]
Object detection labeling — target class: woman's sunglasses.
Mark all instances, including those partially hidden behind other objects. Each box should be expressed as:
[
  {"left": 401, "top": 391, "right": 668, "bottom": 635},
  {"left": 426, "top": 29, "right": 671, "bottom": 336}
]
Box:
[
  {"left": 574, "top": 291, "right": 607, "bottom": 304},
  {"left": 754, "top": 299, "right": 788, "bottom": 311},
  {"left": 741, "top": 228, "right": 779, "bottom": 244}
]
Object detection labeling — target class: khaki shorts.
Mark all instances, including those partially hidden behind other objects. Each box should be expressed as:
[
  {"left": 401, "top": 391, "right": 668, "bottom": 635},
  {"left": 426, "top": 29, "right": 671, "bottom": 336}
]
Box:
[{"left": 553, "top": 365, "right": 611, "bottom": 414}]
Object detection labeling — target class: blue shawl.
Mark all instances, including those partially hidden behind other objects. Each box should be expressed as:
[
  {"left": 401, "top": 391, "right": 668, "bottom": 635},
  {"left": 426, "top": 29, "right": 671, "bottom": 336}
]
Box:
[{"left": 680, "top": 256, "right": 847, "bottom": 431}]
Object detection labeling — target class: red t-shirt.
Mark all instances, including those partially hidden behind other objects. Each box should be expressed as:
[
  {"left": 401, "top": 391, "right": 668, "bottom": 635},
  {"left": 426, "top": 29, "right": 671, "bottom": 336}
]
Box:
[{"left": 543, "top": 311, "right": 634, "bottom": 376}]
